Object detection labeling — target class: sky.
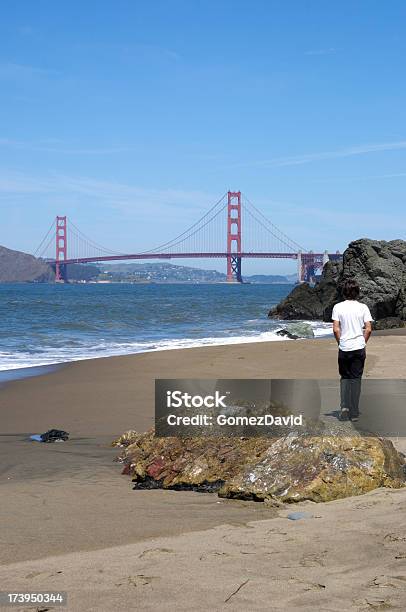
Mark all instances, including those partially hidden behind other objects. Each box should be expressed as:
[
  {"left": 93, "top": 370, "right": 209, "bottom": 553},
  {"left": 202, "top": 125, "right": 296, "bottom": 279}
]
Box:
[{"left": 1, "top": 0, "right": 406, "bottom": 275}]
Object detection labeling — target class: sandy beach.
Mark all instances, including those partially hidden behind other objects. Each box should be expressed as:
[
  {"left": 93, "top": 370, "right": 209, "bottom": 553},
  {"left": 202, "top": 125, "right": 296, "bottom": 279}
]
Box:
[
  {"left": 1, "top": 333, "right": 406, "bottom": 610},
  {"left": 2, "top": 487, "right": 406, "bottom": 611}
]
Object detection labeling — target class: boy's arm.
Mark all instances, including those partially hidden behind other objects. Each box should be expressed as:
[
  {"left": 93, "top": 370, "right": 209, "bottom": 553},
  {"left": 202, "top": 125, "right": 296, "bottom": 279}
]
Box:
[
  {"left": 333, "top": 320, "right": 340, "bottom": 344},
  {"left": 363, "top": 306, "right": 373, "bottom": 344},
  {"left": 363, "top": 321, "right": 372, "bottom": 343}
]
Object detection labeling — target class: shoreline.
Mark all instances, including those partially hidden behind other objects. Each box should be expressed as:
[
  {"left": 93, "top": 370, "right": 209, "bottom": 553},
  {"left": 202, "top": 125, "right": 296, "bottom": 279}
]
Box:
[
  {"left": 1, "top": 325, "right": 405, "bottom": 383},
  {"left": 0, "top": 363, "right": 63, "bottom": 385},
  {"left": 0, "top": 337, "right": 322, "bottom": 383},
  {"left": 0, "top": 323, "right": 332, "bottom": 375}
]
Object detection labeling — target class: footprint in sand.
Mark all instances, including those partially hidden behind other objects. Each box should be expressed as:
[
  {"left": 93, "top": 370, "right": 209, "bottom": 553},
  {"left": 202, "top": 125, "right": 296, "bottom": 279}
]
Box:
[
  {"left": 288, "top": 577, "right": 326, "bottom": 591},
  {"left": 299, "top": 550, "right": 328, "bottom": 567},
  {"left": 354, "top": 596, "right": 396, "bottom": 610},
  {"left": 25, "top": 571, "right": 45, "bottom": 579},
  {"left": 24, "top": 570, "right": 63, "bottom": 579},
  {"left": 128, "top": 575, "right": 157, "bottom": 587},
  {"left": 354, "top": 501, "right": 380, "bottom": 509},
  {"left": 367, "top": 575, "right": 406, "bottom": 589},
  {"left": 199, "top": 550, "right": 232, "bottom": 561},
  {"left": 138, "top": 547, "right": 175, "bottom": 559},
  {"left": 115, "top": 575, "right": 158, "bottom": 588},
  {"left": 384, "top": 532, "right": 406, "bottom": 544}
]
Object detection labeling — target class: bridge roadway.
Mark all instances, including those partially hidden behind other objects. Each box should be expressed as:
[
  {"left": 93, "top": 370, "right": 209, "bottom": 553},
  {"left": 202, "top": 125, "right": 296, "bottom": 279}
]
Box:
[{"left": 48, "top": 252, "right": 342, "bottom": 265}]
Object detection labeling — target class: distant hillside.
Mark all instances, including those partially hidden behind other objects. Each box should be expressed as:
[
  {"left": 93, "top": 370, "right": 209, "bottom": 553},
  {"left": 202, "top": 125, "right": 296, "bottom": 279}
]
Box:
[
  {"left": 66, "top": 263, "right": 101, "bottom": 281},
  {"left": 100, "top": 263, "right": 294, "bottom": 283},
  {"left": 247, "top": 274, "right": 294, "bottom": 284},
  {"left": 0, "top": 245, "right": 54, "bottom": 282},
  {"left": 0, "top": 245, "right": 102, "bottom": 283},
  {"left": 100, "top": 262, "right": 225, "bottom": 282}
]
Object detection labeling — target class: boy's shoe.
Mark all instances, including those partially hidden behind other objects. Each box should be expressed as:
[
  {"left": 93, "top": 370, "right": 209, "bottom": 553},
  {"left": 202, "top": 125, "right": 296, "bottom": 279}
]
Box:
[
  {"left": 351, "top": 416, "right": 359, "bottom": 422},
  {"left": 339, "top": 408, "right": 350, "bottom": 421}
]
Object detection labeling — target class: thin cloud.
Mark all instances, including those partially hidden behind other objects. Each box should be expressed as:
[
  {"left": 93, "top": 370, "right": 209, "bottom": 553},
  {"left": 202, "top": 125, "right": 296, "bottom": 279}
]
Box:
[
  {"left": 139, "top": 44, "right": 182, "bottom": 62},
  {"left": 0, "top": 170, "right": 223, "bottom": 253},
  {"left": 0, "top": 138, "right": 133, "bottom": 155},
  {"left": 305, "top": 48, "right": 336, "bottom": 56},
  {"left": 312, "top": 171, "right": 406, "bottom": 184},
  {"left": 0, "top": 61, "right": 59, "bottom": 79},
  {"left": 256, "top": 200, "right": 405, "bottom": 240},
  {"left": 73, "top": 41, "right": 182, "bottom": 62},
  {"left": 232, "top": 141, "right": 406, "bottom": 169},
  {"left": 0, "top": 169, "right": 217, "bottom": 217}
]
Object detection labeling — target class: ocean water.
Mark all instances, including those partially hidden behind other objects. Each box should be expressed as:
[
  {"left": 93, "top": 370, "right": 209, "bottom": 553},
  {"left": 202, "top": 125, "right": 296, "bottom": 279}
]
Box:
[{"left": 0, "top": 283, "right": 332, "bottom": 371}]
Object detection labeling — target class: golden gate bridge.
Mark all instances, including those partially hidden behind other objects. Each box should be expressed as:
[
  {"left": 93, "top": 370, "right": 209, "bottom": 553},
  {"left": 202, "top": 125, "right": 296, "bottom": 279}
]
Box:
[{"left": 34, "top": 191, "right": 341, "bottom": 283}]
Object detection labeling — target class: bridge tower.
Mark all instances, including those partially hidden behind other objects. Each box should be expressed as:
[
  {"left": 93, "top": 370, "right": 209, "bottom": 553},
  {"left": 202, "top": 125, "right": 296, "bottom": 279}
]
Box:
[
  {"left": 297, "top": 251, "right": 303, "bottom": 283},
  {"left": 55, "top": 215, "right": 68, "bottom": 282},
  {"left": 226, "top": 191, "right": 242, "bottom": 282}
]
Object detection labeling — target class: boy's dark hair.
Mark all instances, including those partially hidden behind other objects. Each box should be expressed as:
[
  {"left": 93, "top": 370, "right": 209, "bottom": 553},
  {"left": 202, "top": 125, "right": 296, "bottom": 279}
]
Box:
[{"left": 342, "top": 279, "right": 360, "bottom": 300}]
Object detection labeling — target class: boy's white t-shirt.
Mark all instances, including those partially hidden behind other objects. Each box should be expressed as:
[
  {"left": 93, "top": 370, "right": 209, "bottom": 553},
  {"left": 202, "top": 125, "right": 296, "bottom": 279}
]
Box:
[{"left": 331, "top": 300, "right": 373, "bottom": 351}]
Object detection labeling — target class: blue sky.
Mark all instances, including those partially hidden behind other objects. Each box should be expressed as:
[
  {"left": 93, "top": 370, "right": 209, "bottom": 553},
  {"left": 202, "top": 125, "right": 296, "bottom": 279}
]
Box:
[{"left": 1, "top": 1, "right": 406, "bottom": 275}]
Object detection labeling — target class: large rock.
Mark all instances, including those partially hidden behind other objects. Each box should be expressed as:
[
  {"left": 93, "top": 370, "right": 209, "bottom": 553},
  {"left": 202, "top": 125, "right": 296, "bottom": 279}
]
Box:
[
  {"left": 343, "top": 239, "right": 406, "bottom": 321},
  {"left": 221, "top": 433, "right": 404, "bottom": 503},
  {"left": 270, "top": 260, "right": 342, "bottom": 320},
  {"left": 114, "top": 425, "right": 405, "bottom": 504},
  {"left": 276, "top": 322, "right": 315, "bottom": 339},
  {"left": 269, "top": 239, "right": 406, "bottom": 327}
]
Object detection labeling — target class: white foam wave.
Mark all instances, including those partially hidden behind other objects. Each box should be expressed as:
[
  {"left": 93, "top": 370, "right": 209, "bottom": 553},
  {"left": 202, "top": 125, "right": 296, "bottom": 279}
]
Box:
[
  {"left": 0, "top": 331, "right": 288, "bottom": 371},
  {"left": 308, "top": 321, "right": 333, "bottom": 337},
  {"left": 0, "top": 320, "right": 333, "bottom": 371}
]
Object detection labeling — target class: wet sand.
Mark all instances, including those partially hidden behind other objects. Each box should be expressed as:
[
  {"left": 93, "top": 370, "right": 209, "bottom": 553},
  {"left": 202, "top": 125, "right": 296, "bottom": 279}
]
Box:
[
  {"left": 0, "top": 334, "right": 405, "bottom": 609},
  {"left": 0, "top": 436, "right": 274, "bottom": 565}
]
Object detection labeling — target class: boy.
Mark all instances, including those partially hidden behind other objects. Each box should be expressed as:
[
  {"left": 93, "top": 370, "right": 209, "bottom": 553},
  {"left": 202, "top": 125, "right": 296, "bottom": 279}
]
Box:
[{"left": 332, "top": 279, "right": 373, "bottom": 421}]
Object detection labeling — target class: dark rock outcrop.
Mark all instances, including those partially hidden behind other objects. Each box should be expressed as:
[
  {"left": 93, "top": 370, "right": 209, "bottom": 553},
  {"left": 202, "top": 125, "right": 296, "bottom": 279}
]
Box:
[
  {"left": 0, "top": 245, "right": 54, "bottom": 282},
  {"left": 373, "top": 317, "right": 403, "bottom": 330},
  {"left": 269, "top": 260, "right": 342, "bottom": 321},
  {"left": 276, "top": 329, "right": 299, "bottom": 340},
  {"left": 114, "top": 426, "right": 405, "bottom": 504},
  {"left": 269, "top": 239, "right": 406, "bottom": 328}
]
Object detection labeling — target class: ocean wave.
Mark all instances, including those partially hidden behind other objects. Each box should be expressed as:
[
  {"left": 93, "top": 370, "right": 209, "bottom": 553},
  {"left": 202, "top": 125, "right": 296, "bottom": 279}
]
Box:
[
  {"left": 308, "top": 321, "right": 333, "bottom": 337},
  {"left": 0, "top": 321, "right": 333, "bottom": 371}
]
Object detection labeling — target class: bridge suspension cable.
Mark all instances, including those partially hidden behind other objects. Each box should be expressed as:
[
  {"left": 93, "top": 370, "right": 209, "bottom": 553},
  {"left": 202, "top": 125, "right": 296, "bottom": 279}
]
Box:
[
  {"left": 141, "top": 192, "right": 228, "bottom": 254},
  {"left": 34, "top": 190, "right": 311, "bottom": 262},
  {"left": 68, "top": 220, "right": 124, "bottom": 258},
  {"left": 242, "top": 193, "right": 307, "bottom": 253},
  {"left": 34, "top": 219, "right": 56, "bottom": 258}
]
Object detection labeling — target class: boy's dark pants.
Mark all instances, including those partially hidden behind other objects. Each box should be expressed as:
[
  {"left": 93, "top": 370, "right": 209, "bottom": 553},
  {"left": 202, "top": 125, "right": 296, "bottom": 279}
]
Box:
[{"left": 338, "top": 348, "right": 366, "bottom": 418}]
